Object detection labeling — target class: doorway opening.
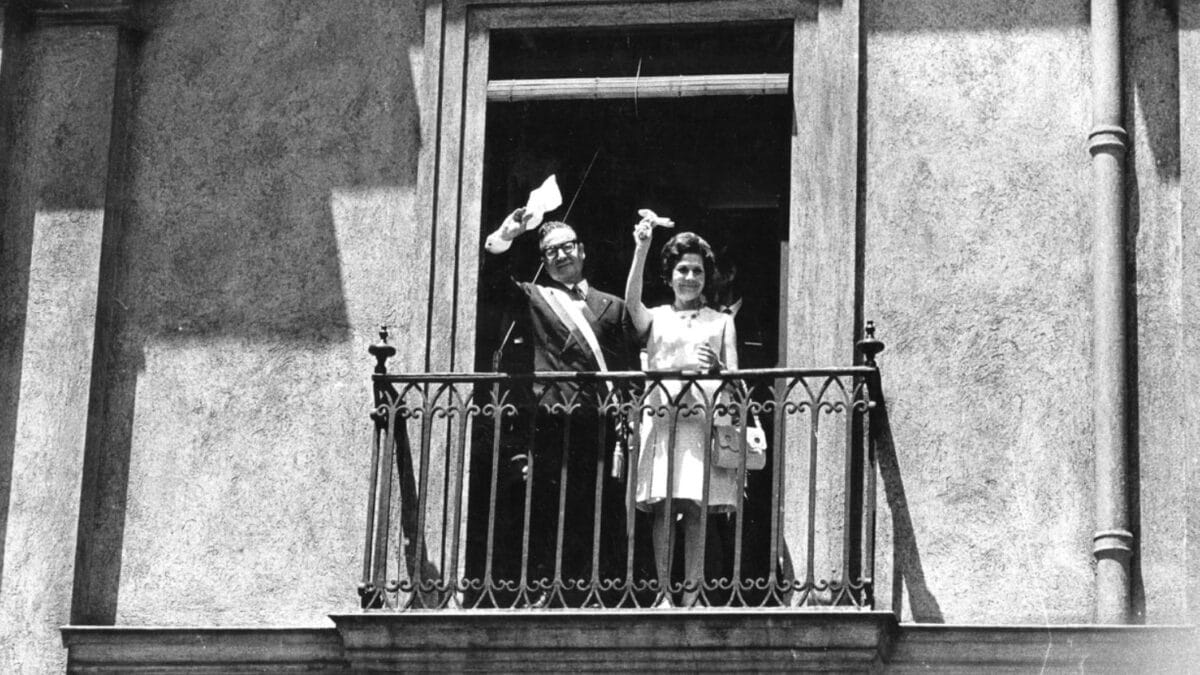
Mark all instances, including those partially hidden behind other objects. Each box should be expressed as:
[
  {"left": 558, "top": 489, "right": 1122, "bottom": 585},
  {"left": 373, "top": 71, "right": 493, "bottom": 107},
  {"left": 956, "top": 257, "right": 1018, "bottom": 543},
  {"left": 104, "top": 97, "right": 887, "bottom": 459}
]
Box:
[{"left": 468, "top": 22, "right": 794, "bottom": 604}]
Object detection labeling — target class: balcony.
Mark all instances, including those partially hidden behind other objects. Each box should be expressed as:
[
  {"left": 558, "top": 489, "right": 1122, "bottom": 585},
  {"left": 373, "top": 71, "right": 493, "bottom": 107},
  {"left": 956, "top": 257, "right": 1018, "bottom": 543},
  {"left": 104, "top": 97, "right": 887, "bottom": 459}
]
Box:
[{"left": 356, "top": 327, "right": 885, "bottom": 615}]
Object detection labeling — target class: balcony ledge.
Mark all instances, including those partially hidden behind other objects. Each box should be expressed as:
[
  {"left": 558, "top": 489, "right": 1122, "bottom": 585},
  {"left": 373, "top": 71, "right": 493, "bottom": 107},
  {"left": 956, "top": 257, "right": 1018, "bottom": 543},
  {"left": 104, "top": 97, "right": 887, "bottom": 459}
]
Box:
[
  {"left": 62, "top": 616, "right": 1199, "bottom": 673},
  {"left": 332, "top": 609, "right": 897, "bottom": 672}
]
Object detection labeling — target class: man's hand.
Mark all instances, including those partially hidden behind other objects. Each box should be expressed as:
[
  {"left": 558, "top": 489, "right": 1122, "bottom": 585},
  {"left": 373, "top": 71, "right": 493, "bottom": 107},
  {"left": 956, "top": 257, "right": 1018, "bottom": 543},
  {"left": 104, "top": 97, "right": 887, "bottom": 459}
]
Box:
[
  {"left": 486, "top": 208, "right": 535, "bottom": 254},
  {"left": 499, "top": 208, "right": 533, "bottom": 241}
]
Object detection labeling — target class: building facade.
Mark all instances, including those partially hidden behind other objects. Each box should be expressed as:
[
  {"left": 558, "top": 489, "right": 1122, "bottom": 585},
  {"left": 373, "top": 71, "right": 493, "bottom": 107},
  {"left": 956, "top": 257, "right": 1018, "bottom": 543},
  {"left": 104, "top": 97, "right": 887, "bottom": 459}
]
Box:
[{"left": 1, "top": 0, "right": 1199, "bottom": 671}]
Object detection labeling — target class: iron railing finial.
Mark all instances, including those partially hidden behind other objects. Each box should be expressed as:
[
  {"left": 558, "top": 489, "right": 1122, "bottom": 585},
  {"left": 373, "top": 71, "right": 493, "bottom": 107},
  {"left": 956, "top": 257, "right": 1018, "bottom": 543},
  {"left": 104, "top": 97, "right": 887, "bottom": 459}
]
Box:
[
  {"left": 856, "top": 321, "right": 885, "bottom": 367},
  {"left": 369, "top": 325, "right": 396, "bottom": 375}
]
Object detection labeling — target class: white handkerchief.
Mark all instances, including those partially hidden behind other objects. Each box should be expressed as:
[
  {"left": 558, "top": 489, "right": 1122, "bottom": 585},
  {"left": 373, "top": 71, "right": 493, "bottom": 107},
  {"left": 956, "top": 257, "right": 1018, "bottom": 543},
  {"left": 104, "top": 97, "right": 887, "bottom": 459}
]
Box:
[
  {"left": 638, "top": 208, "right": 675, "bottom": 228},
  {"left": 523, "top": 175, "right": 563, "bottom": 230}
]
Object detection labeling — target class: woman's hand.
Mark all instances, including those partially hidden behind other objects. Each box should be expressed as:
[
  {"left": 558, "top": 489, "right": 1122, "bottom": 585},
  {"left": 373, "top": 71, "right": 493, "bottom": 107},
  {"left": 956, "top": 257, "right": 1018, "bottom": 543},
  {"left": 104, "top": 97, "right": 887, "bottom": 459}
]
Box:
[
  {"left": 633, "top": 219, "right": 653, "bottom": 250},
  {"left": 694, "top": 344, "right": 723, "bottom": 373}
]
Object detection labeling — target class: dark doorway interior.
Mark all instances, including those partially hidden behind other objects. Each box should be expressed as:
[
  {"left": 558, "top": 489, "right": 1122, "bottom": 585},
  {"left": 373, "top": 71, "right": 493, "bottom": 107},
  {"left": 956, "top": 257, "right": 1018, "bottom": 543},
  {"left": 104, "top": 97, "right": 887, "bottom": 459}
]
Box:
[
  {"left": 476, "top": 95, "right": 791, "bottom": 371},
  {"left": 467, "top": 93, "right": 793, "bottom": 603}
]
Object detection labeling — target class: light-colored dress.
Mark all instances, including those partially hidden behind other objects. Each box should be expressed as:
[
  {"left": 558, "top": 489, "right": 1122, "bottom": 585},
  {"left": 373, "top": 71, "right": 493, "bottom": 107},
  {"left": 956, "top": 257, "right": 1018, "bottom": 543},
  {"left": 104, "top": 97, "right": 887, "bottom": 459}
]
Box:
[{"left": 635, "top": 305, "right": 740, "bottom": 512}]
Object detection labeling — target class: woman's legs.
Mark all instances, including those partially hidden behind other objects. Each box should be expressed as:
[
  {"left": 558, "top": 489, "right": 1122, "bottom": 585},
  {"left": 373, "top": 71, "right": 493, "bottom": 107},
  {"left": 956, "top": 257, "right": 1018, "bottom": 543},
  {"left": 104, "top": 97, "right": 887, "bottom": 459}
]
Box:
[
  {"left": 650, "top": 502, "right": 673, "bottom": 606},
  {"left": 650, "top": 501, "right": 708, "bottom": 607},
  {"left": 680, "top": 502, "right": 705, "bottom": 607}
]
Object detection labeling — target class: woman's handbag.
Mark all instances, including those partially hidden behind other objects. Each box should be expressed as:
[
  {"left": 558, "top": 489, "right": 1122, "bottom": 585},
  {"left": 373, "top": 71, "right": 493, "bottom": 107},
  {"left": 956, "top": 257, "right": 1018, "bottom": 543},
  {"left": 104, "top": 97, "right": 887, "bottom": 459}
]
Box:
[{"left": 710, "top": 398, "right": 768, "bottom": 471}]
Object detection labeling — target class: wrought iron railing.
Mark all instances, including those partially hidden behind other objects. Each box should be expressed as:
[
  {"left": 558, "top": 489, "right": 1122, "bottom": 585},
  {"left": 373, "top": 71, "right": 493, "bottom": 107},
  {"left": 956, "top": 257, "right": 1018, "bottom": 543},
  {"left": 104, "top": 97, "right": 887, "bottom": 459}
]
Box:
[{"left": 359, "top": 325, "right": 885, "bottom": 611}]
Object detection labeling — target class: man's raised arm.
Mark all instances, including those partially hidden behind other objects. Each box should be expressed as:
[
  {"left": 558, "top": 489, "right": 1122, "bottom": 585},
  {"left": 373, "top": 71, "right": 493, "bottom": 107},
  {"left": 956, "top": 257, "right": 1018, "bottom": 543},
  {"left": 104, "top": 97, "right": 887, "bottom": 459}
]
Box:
[
  {"left": 484, "top": 208, "right": 533, "bottom": 255},
  {"left": 479, "top": 208, "right": 537, "bottom": 310}
]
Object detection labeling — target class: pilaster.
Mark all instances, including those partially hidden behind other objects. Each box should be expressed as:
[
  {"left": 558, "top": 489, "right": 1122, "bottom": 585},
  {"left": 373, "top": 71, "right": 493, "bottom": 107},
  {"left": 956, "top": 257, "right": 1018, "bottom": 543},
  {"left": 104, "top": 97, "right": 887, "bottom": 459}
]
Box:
[{"left": 0, "top": 1, "right": 129, "bottom": 670}]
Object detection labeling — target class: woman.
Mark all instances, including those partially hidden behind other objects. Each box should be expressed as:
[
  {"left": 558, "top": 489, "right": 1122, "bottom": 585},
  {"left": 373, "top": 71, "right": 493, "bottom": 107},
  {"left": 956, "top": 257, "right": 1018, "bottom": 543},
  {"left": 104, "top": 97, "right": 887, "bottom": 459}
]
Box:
[{"left": 625, "top": 219, "right": 739, "bottom": 607}]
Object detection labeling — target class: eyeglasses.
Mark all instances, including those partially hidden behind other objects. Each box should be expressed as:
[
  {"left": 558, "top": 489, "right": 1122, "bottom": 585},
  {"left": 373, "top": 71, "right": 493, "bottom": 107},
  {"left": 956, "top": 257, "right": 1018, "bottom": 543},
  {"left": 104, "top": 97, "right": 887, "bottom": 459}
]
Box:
[{"left": 540, "top": 240, "right": 579, "bottom": 259}]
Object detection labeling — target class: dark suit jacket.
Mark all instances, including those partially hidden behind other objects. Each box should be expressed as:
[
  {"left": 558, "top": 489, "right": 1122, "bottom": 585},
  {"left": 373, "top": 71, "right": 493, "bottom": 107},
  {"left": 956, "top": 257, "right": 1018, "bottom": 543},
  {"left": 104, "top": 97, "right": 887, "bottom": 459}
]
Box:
[
  {"left": 480, "top": 250, "right": 641, "bottom": 407},
  {"left": 477, "top": 247, "right": 643, "bottom": 595}
]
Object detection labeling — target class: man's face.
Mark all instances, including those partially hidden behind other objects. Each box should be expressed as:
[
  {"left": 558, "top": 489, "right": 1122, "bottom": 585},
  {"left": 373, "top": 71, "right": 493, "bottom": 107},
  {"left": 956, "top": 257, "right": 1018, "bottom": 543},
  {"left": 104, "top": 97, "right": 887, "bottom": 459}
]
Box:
[{"left": 540, "top": 227, "right": 585, "bottom": 286}]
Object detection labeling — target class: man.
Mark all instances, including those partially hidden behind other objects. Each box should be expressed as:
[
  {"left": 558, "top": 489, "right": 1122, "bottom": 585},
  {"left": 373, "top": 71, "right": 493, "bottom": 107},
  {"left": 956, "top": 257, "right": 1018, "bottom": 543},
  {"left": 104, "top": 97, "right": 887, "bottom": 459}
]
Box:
[
  {"left": 472, "top": 208, "right": 642, "bottom": 607},
  {"left": 483, "top": 209, "right": 639, "bottom": 383}
]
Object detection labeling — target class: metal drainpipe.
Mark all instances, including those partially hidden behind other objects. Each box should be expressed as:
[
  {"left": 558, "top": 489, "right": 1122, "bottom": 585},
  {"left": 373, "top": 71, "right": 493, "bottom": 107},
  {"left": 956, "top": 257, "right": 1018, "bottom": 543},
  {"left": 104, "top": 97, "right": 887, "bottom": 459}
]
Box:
[{"left": 1088, "top": 0, "right": 1133, "bottom": 624}]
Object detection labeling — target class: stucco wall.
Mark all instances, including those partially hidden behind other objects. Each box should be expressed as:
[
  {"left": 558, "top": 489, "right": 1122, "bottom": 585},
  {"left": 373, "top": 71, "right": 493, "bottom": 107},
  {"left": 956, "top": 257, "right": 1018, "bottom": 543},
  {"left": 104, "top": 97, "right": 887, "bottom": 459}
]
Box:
[
  {"left": 71, "top": 0, "right": 427, "bottom": 625},
  {"left": 864, "top": 1, "right": 1097, "bottom": 624},
  {"left": 1181, "top": 0, "right": 1200, "bottom": 630},
  {"left": 865, "top": 0, "right": 1190, "bottom": 626}
]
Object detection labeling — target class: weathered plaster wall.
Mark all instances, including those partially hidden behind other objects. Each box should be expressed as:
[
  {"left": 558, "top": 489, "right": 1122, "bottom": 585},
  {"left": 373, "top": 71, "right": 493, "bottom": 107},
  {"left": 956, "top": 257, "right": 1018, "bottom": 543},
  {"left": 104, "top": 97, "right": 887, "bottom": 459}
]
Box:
[
  {"left": 867, "top": 0, "right": 1192, "bottom": 626},
  {"left": 864, "top": 1, "right": 1097, "bottom": 624},
  {"left": 71, "top": 0, "right": 428, "bottom": 625}
]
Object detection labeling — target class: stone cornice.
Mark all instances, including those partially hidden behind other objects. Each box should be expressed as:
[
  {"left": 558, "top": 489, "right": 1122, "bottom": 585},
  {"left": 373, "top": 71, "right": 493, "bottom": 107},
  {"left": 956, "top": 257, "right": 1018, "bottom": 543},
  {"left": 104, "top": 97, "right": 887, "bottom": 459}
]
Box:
[
  {"left": 60, "top": 627, "right": 349, "bottom": 672},
  {"left": 890, "top": 624, "right": 1200, "bottom": 672},
  {"left": 9, "top": 0, "right": 137, "bottom": 27}
]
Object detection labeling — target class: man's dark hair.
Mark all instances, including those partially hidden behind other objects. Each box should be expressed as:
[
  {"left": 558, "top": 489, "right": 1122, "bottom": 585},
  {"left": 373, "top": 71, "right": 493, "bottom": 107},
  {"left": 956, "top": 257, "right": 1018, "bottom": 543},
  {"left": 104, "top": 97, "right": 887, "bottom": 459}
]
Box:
[
  {"left": 538, "top": 221, "right": 577, "bottom": 246},
  {"left": 660, "top": 231, "right": 716, "bottom": 287}
]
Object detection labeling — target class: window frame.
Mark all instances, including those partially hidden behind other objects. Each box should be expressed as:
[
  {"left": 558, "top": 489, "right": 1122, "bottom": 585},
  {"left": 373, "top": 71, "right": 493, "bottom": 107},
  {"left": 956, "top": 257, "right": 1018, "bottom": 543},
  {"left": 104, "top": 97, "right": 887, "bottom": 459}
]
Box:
[
  {"left": 417, "top": 0, "right": 861, "bottom": 376},
  {"left": 414, "top": 0, "right": 863, "bottom": 591}
]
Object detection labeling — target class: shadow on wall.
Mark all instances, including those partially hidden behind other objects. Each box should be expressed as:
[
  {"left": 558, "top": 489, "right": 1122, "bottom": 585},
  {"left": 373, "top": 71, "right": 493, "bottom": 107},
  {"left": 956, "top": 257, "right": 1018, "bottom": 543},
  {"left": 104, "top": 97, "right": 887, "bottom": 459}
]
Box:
[
  {"left": 69, "top": 0, "right": 425, "bottom": 624},
  {"left": 0, "top": 8, "right": 37, "bottom": 594},
  {"left": 1122, "top": 0, "right": 1180, "bottom": 622},
  {"left": 0, "top": 7, "right": 26, "bottom": 600},
  {"left": 867, "top": 0, "right": 1087, "bottom": 32},
  {"left": 1127, "top": 1, "right": 1179, "bottom": 183},
  {"left": 871, "top": 392, "right": 944, "bottom": 623}
]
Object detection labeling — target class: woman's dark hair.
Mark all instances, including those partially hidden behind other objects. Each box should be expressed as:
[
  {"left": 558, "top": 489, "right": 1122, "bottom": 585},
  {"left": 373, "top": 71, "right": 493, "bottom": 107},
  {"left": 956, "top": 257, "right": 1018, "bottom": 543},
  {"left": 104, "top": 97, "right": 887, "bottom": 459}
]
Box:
[{"left": 660, "top": 231, "right": 717, "bottom": 290}]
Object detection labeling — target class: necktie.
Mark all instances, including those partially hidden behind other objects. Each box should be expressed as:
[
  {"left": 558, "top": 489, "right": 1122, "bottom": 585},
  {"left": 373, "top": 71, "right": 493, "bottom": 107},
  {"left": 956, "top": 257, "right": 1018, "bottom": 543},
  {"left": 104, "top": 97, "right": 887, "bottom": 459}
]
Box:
[{"left": 568, "top": 285, "right": 585, "bottom": 301}]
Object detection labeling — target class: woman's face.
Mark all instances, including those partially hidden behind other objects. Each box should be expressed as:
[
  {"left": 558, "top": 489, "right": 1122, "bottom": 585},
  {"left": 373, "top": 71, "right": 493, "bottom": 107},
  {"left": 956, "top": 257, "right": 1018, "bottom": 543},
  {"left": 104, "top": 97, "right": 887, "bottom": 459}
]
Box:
[{"left": 670, "top": 253, "right": 706, "bottom": 304}]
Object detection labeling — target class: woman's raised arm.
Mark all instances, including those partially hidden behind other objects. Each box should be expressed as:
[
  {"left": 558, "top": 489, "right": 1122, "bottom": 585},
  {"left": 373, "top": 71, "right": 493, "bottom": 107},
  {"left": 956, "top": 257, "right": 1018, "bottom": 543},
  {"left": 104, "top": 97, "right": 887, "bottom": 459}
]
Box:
[{"left": 625, "top": 219, "right": 654, "bottom": 338}]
